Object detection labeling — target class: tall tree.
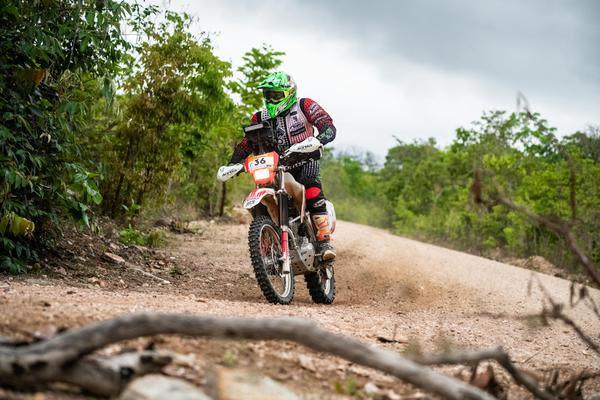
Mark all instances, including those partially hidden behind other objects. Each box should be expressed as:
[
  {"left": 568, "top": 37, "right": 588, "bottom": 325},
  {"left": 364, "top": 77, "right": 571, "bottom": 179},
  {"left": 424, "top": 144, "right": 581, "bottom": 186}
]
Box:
[{"left": 99, "top": 12, "right": 233, "bottom": 216}]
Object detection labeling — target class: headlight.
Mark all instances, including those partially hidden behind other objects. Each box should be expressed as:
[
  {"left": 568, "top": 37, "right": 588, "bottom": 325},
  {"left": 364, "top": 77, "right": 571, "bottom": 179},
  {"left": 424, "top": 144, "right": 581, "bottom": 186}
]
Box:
[{"left": 253, "top": 168, "right": 271, "bottom": 181}]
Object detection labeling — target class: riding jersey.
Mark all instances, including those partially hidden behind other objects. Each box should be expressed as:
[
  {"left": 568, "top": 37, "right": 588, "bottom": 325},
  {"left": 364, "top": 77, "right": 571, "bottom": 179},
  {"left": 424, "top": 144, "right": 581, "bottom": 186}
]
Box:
[
  {"left": 229, "top": 98, "right": 335, "bottom": 217},
  {"left": 230, "top": 98, "right": 336, "bottom": 164}
]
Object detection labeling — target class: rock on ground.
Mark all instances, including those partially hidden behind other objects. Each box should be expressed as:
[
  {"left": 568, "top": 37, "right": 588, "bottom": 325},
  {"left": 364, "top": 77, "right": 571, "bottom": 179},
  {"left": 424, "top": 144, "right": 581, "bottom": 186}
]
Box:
[
  {"left": 209, "top": 367, "right": 301, "bottom": 400},
  {"left": 119, "top": 374, "right": 213, "bottom": 400}
]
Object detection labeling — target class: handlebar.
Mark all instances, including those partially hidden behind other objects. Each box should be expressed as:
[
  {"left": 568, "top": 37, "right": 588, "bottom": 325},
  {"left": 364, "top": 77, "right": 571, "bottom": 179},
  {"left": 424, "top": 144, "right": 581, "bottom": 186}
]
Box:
[
  {"left": 218, "top": 144, "right": 321, "bottom": 182},
  {"left": 279, "top": 149, "right": 322, "bottom": 171}
]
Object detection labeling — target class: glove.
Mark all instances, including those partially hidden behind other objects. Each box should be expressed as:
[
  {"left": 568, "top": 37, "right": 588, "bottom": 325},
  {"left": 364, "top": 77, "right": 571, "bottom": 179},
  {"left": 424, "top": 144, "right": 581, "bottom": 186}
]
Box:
[
  {"left": 217, "top": 163, "right": 244, "bottom": 182},
  {"left": 283, "top": 137, "right": 323, "bottom": 157}
]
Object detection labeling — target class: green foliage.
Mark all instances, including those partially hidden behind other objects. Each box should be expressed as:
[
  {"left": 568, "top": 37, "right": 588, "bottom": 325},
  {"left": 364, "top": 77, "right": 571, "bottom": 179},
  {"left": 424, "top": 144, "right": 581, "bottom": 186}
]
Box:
[
  {"left": 178, "top": 115, "right": 238, "bottom": 215},
  {"left": 322, "top": 113, "right": 598, "bottom": 273},
  {"left": 99, "top": 12, "right": 234, "bottom": 217},
  {"left": 221, "top": 349, "right": 238, "bottom": 368},
  {"left": 178, "top": 43, "right": 284, "bottom": 215},
  {"left": 0, "top": 0, "right": 143, "bottom": 271},
  {"left": 90, "top": 13, "right": 285, "bottom": 219},
  {"left": 119, "top": 225, "right": 146, "bottom": 245},
  {"left": 0, "top": 212, "right": 35, "bottom": 237},
  {"left": 382, "top": 112, "right": 600, "bottom": 271},
  {"left": 0, "top": 211, "right": 36, "bottom": 273},
  {"left": 563, "top": 126, "right": 600, "bottom": 163},
  {"left": 321, "top": 149, "right": 391, "bottom": 228},
  {"left": 2, "top": 2, "right": 287, "bottom": 273},
  {"left": 334, "top": 376, "right": 363, "bottom": 397},
  {"left": 121, "top": 201, "right": 142, "bottom": 224},
  {"left": 119, "top": 226, "right": 166, "bottom": 248},
  {"left": 145, "top": 229, "right": 166, "bottom": 248}
]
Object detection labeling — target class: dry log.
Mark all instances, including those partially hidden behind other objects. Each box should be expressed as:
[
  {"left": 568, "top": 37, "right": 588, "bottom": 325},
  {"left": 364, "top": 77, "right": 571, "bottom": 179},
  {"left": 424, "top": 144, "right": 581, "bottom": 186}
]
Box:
[
  {"left": 413, "top": 347, "right": 556, "bottom": 400},
  {"left": 2, "top": 349, "right": 171, "bottom": 397},
  {"left": 0, "top": 313, "right": 496, "bottom": 400},
  {"left": 64, "top": 351, "right": 172, "bottom": 397}
]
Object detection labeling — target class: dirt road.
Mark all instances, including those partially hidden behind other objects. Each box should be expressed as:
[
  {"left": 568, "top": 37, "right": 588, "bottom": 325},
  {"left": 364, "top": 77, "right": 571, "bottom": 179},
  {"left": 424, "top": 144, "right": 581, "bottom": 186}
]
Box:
[{"left": 1, "top": 220, "right": 599, "bottom": 398}]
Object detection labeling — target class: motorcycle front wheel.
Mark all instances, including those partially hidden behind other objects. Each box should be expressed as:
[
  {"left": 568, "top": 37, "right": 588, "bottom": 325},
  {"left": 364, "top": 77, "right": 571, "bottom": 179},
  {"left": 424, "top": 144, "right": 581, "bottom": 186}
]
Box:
[
  {"left": 305, "top": 261, "right": 336, "bottom": 304},
  {"left": 248, "top": 215, "right": 294, "bottom": 304}
]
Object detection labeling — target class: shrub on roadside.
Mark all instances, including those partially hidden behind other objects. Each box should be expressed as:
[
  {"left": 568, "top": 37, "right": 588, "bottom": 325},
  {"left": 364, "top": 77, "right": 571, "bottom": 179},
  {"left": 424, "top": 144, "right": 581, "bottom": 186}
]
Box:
[{"left": 119, "top": 226, "right": 166, "bottom": 248}]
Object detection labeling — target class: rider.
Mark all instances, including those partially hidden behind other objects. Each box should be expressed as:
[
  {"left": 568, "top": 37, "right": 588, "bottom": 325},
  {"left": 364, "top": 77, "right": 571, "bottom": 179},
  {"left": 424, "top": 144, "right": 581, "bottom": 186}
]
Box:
[{"left": 229, "top": 71, "right": 337, "bottom": 260}]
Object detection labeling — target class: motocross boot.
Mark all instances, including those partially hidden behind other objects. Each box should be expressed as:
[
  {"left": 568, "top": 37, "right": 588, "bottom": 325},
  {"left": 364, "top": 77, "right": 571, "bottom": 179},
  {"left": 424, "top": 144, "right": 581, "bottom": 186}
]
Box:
[{"left": 312, "top": 214, "right": 336, "bottom": 260}]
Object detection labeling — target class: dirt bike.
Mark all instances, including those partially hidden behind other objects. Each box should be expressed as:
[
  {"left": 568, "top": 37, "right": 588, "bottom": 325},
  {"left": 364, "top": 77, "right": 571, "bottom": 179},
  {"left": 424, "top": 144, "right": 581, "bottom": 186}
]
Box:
[{"left": 217, "top": 121, "right": 336, "bottom": 305}]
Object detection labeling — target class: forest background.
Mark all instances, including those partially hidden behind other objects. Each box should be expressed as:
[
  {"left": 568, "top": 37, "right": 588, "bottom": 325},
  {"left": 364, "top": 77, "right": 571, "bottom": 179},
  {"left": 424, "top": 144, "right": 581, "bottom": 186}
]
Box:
[{"left": 1, "top": 1, "right": 599, "bottom": 277}]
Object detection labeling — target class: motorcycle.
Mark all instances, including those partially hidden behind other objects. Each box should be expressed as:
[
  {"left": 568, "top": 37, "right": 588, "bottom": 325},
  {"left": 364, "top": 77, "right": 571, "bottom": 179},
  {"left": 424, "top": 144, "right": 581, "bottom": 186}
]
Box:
[{"left": 217, "top": 121, "right": 336, "bottom": 305}]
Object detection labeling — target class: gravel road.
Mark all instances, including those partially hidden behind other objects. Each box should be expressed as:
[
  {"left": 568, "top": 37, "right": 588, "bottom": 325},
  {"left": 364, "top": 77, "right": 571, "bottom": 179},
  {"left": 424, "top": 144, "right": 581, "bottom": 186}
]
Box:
[{"left": 1, "top": 220, "right": 598, "bottom": 398}]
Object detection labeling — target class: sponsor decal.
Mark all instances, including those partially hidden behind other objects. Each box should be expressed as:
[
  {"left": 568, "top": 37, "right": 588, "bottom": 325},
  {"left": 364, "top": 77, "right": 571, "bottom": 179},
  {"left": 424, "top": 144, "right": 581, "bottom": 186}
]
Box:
[
  {"left": 288, "top": 116, "right": 305, "bottom": 136},
  {"left": 297, "top": 142, "right": 312, "bottom": 151},
  {"left": 243, "top": 188, "right": 275, "bottom": 209},
  {"left": 313, "top": 199, "right": 326, "bottom": 208}
]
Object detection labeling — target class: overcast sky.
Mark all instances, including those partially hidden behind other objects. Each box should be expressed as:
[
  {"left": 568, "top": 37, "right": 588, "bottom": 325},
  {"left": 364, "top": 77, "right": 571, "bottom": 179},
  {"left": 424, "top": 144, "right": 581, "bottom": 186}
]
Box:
[{"left": 155, "top": 0, "right": 599, "bottom": 157}]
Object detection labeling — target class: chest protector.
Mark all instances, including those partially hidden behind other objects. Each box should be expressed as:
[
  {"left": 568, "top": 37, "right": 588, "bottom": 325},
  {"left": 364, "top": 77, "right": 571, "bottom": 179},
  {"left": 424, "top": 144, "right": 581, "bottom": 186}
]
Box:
[{"left": 260, "top": 101, "right": 314, "bottom": 148}]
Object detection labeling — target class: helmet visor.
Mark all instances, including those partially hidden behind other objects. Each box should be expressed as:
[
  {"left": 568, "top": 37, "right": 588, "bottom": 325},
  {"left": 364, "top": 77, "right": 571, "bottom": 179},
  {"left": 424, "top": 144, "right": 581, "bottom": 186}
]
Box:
[{"left": 264, "top": 90, "right": 286, "bottom": 104}]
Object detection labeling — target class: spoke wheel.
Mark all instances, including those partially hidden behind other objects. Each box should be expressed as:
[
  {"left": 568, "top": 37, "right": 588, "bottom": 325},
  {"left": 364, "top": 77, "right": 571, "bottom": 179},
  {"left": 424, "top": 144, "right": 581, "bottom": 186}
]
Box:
[
  {"left": 305, "top": 261, "right": 336, "bottom": 304},
  {"left": 248, "top": 215, "right": 294, "bottom": 304}
]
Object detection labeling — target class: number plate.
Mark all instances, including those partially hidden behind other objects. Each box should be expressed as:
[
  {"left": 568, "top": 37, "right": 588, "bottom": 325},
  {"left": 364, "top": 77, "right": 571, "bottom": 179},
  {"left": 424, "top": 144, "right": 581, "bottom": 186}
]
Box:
[{"left": 247, "top": 154, "right": 276, "bottom": 172}]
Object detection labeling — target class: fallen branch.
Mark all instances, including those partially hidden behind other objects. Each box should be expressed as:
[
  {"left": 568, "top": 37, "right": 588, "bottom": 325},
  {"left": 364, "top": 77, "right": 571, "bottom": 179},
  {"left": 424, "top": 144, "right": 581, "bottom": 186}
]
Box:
[
  {"left": 536, "top": 280, "right": 600, "bottom": 357},
  {"left": 477, "top": 275, "right": 600, "bottom": 361},
  {"left": 57, "top": 351, "right": 172, "bottom": 397},
  {"left": 412, "top": 346, "right": 555, "bottom": 400},
  {"left": 0, "top": 313, "right": 496, "bottom": 400},
  {"left": 553, "top": 309, "right": 600, "bottom": 355},
  {"left": 126, "top": 262, "right": 171, "bottom": 285}
]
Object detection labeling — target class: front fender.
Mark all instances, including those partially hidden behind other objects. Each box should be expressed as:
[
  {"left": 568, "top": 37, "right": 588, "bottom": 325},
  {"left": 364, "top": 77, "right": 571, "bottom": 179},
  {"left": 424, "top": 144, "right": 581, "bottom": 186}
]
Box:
[
  {"left": 244, "top": 188, "right": 279, "bottom": 224},
  {"left": 243, "top": 188, "right": 277, "bottom": 209}
]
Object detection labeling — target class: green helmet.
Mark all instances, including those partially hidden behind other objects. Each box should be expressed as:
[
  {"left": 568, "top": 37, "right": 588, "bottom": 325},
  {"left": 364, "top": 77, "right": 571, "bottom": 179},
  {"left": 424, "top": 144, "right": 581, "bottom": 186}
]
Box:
[{"left": 258, "top": 71, "right": 297, "bottom": 119}]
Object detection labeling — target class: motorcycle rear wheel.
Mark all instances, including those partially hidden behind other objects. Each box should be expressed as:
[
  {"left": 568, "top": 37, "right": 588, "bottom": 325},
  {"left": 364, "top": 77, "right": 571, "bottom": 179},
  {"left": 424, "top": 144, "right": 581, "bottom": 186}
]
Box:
[
  {"left": 305, "top": 262, "right": 336, "bottom": 304},
  {"left": 248, "top": 215, "right": 294, "bottom": 305}
]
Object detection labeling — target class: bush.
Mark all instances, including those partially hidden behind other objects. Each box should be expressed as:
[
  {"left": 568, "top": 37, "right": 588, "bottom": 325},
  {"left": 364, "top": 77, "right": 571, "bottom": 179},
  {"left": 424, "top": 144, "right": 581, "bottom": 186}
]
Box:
[
  {"left": 119, "top": 226, "right": 166, "bottom": 248},
  {"left": 119, "top": 225, "right": 146, "bottom": 246},
  {"left": 381, "top": 112, "right": 600, "bottom": 271},
  {"left": 0, "top": 0, "right": 139, "bottom": 271}
]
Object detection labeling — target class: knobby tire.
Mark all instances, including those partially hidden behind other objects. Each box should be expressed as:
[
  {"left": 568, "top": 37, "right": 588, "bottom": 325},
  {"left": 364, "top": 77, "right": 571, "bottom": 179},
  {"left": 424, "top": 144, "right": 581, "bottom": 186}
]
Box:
[{"left": 248, "top": 215, "right": 294, "bottom": 305}]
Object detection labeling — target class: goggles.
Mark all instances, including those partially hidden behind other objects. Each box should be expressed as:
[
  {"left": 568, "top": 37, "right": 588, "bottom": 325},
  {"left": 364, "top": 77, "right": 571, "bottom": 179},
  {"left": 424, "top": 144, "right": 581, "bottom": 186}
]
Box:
[{"left": 264, "top": 90, "right": 286, "bottom": 104}]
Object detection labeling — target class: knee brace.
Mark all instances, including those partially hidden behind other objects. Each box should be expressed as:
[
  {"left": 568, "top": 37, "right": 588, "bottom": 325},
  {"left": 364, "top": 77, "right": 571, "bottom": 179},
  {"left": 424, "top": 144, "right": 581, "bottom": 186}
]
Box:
[{"left": 305, "top": 186, "right": 327, "bottom": 214}]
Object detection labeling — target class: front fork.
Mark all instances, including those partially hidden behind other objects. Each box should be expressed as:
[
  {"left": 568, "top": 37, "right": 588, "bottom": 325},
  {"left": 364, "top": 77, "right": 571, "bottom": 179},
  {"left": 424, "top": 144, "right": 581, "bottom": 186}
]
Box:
[{"left": 277, "top": 169, "right": 291, "bottom": 274}]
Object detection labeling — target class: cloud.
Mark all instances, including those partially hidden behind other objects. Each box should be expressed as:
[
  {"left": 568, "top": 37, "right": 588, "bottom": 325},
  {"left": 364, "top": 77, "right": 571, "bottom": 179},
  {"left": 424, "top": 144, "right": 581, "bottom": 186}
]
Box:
[
  {"left": 300, "top": 0, "right": 600, "bottom": 96},
  {"left": 154, "top": 0, "right": 599, "bottom": 156}
]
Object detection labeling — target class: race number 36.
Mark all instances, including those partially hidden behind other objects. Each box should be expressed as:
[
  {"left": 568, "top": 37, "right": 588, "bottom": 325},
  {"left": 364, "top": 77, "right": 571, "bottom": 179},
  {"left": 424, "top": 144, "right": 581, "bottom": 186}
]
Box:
[{"left": 248, "top": 156, "right": 274, "bottom": 172}]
